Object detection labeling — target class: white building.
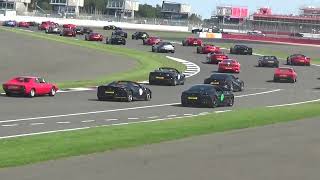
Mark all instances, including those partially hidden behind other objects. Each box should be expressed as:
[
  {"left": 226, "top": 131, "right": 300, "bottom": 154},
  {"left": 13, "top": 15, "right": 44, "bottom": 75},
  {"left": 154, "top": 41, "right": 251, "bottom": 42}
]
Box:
[
  {"left": 50, "top": 0, "right": 84, "bottom": 16},
  {"left": 161, "top": 1, "right": 191, "bottom": 19},
  {"left": 106, "top": 0, "right": 139, "bottom": 18},
  {"left": 0, "top": 0, "right": 31, "bottom": 15}
]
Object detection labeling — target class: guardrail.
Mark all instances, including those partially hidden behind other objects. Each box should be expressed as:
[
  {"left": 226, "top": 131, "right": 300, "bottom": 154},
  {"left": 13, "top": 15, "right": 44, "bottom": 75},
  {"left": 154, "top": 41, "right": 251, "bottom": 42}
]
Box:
[
  {"left": 0, "top": 15, "right": 190, "bottom": 32},
  {"left": 222, "top": 33, "right": 320, "bottom": 45}
]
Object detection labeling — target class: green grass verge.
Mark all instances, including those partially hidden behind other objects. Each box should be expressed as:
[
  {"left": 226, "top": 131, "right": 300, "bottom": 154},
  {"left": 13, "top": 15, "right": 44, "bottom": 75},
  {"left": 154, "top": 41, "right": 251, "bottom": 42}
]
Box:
[
  {"left": 0, "top": 27, "right": 186, "bottom": 89},
  {"left": 1, "top": 102, "right": 320, "bottom": 168}
]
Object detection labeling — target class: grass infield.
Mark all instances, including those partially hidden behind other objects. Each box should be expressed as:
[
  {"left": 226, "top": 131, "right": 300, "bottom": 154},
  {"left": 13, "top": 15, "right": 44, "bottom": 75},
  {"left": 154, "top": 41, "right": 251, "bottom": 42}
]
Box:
[
  {"left": 0, "top": 27, "right": 186, "bottom": 90},
  {"left": 0, "top": 102, "right": 320, "bottom": 168}
]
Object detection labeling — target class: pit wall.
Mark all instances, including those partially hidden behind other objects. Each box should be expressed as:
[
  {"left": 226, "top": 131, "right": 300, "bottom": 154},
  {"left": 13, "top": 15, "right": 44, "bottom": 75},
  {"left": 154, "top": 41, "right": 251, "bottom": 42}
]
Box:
[{"left": 221, "top": 33, "right": 320, "bottom": 45}]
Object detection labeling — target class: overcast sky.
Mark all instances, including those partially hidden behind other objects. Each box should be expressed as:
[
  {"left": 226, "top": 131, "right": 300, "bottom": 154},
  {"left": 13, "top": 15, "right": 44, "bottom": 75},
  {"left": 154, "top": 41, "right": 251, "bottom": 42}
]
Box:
[{"left": 139, "top": 0, "right": 320, "bottom": 18}]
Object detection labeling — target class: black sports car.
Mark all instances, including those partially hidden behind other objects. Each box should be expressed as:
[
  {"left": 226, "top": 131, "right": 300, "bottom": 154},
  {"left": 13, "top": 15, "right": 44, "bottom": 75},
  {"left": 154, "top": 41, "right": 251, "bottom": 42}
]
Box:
[
  {"left": 258, "top": 56, "right": 279, "bottom": 67},
  {"left": 204, "top": 73, "right": 244, "bottom": 92},
  {"left": 106, "top": 35, "right": 126, "bottom": 45},
  {"left": 230, "top": 45, "right": 253, "bottom": 55},
  {"left": 149, "top": 67, "right": 185, "bottom": 86},
  {"left": 97, "top": 81, "right": 152, "bottom": 102},
  {"left": 75, "top": 27, "right": 93, "bottom": 35},
  {"left": 132, "top": 31, "right": 149, "bottom": 40},
  {"left": 103, "top": 25, "right": 122, "bottom": 30},
  {"left": 181, "top": 84, "right": 234, "bottom": 108},
  {"left": 112, "top": 30, "right": 128, "bottom": 38},
  {"left": 191, "top": 28, "right": 202, "bottom": 34}
]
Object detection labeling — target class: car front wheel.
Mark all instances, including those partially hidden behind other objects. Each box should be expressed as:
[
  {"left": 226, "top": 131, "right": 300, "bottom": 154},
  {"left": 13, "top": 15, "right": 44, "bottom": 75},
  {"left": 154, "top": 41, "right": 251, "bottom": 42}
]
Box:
[
  {"left": 127, "top": 92, "right": 133, "bottom": 102},
  {"left": 49, "top": 87, "right": 56, "bottom": 96},
  {"left": 29, "top": 88, "right": 35, "bottom": 98},
  {"left": 227, "top": 97, "right": 234, "bottom": 106}
]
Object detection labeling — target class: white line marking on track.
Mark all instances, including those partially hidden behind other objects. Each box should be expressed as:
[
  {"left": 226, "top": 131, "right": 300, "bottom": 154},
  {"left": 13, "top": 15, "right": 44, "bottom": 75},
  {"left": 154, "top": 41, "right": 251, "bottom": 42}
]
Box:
[
  {"left": 235, "top": 89, "right": 282, "bottom": 98},
  {"left": 147, "top": 116, "right": 159, "bottom": 119},
  {"left": 30, "top": 123, "right": 45, "bottom": 126},
  {"left": 167, "top": 115, "right": 177, "bottom": 117},
  {"left": 105, "top": 119, "right": 119, "bottom": 121},
  {"left": 0, "top": 90, "right": 282, "bottom": 124},
  {"left": 0, "top": 115, "right": 199, "bottom": 139},
  {"left": 0, "top": 102, "right": 180, "bottom": 124},
  {"left": 215, "top": 110, "right": 232, "bottom": 114},
  {"left": 81, "top": 120, "right": 95, "bottom": 123},
  {"left": 199, "top": 112, "right": 210, "bottom": 115},
  {"left": 128, "top": 117, "right": 139, "bottom": 120},
  {"left": 56, "top": 121, "right": 71, "bottom": 124},
  {"left": 183, "top": 114, "right": 193, "bottom": 116},
  {"left": 1, "top": 124, "right": 18, "bottom": 127},
  {"left": 267, "top": 99, "right": 320, "bottom": 108}
]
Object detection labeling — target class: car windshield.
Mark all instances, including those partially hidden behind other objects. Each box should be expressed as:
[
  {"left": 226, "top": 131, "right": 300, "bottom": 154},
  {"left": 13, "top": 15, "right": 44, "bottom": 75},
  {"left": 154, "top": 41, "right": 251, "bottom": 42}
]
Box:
[
  {"left": 222, "top": 60, "right": 236, "bottom": 64},
  {"left": 279, "top": 68, "right": 292, "bottom": 72},
  {"left": 188, "top": 85, "right": 213, "bottom": 91},
  {"left": 161, "top": 42, "right": 172, "bottom": 45},
  {"left": 210, "top": 74, "right": 229, "bottom": 80},
  {"left": 158, "top": 68, "right": 176, "bottom": 72},
  {"left": 15, "top": 77, "right": 31, "bottom": 83},
  {"left": 263, "top": 56, "right": 277, "bottom": 60},
  {"left": 108, "top": 81, "right": 130, "bottom": 86}
]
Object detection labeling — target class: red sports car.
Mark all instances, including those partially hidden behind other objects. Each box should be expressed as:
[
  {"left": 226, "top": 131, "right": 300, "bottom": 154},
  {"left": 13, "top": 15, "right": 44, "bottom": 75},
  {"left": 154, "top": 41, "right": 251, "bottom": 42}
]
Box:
[
  {"left": 273, "top": 67, "right": 297, "bottom": 83},
  {"left": 85, "top": 33, "right": 103, "bottom": 41},
  {"left": 63, "top": 24, "right": 77, "bottom": 29},
  {"left": 197, "top": 44, "right": 221, "bottom": 54},
  {"left": 143, "top": 36, "right": 161, "bottom": 45},
  {"left": 60, "top": 28, "right": 76, "bottom": 37},
  {"left": 206, "top": 52, "right": 229, "bottom": 64},
  {"left": 287, "top": 54, "right": 311, "bottom": 66},
  {"left": 2, "top": 76, "right": 59, "bottom": 97},
  {"left": 218, "top": 59, "right": 241, "bottom": 73},
  {"left": 182, "top": 37, "right": 203, "bottom": 46},
  {"left": 18, "top": 21, "right": 30, "bottom": 28},
  {"left": 38, "top": 21, "right": 57, "bottom": 31}
]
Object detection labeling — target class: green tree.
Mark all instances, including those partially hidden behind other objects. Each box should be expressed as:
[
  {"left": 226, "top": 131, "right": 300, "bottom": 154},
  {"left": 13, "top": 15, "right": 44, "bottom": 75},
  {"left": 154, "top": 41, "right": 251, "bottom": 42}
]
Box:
[{"left": 188, "top": 13, "right": 202, "bottom": 22}]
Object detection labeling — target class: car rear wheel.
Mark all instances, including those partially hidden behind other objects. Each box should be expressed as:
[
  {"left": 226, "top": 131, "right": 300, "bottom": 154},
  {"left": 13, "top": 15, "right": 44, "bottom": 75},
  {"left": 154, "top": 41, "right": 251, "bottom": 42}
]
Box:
[
  {"left": 182, "top": 40, "right": 186, "bottom": 46},
  {"left": 126, "top": 92, "right": 133, "bottom": 102},
  {"left": 239, "top": 83, "right": 244, "bottom": 91},
  {"left": 145, "top": 92, "right": 151, "bottom": 101},
  {"left": 208, "top": 97, "right": 218, "bottom": 108},
  {"left": 273, "top": 77, "right": 278, "bottom": 82},
  {"left": 5, "top": 92, "right": 11, "bottom": 97},
  {"left": 49, "top": 87, "right": 56, "bottom": 96},
  {"left": 229, "top": 83, "right": 234, "bottom": 92},
  {"left": 172, "top": 79, "right": 178, "bottom": 86},
  {"left": 29, "top": 89, "right": 35, "bottom": 98},
  {"left": 197, "top": 47, "right": 201, "bottom": 54},
  {"left": 227, "top": 97, "right": 234, "bottom": 107}
]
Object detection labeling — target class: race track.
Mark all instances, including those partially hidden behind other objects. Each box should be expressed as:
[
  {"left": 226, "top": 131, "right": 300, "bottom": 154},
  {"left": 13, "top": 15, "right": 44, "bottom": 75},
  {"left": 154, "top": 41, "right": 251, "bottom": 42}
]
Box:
[
  {"left": 0, "top": 27, "right": 319, "bottom": 138},
  {"left": 0, "top": 30, "right": 136, "bottom": 82}
]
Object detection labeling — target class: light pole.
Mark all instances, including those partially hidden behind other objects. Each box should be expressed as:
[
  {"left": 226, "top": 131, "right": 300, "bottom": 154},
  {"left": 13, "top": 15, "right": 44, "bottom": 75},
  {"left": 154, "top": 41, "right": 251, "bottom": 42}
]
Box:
[{"left": 4, "top": 0, "right": 8, "bottom": 16}]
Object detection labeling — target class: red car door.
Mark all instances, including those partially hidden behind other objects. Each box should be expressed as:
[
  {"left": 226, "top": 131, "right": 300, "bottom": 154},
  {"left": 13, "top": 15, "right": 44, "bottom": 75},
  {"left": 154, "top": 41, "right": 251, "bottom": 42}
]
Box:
[
  {"left": 34, "top": 78, "right": 47, "bottom": 95},
  {"left": 39, "top": 78, "right": 51, "bottom": 94}
]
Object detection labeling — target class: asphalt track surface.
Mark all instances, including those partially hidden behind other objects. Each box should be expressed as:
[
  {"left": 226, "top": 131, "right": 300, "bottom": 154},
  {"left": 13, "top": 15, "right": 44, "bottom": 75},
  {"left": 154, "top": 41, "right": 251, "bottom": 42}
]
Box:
[
  {"left": 1, "top": 117, "right": 320, "bottom": 180},
  {"left": 0, "top": 27, "right": 319, "bottom": 179},
  {"left": 0, "top": 27, "right": 320, "bottom": 139},
  {"left": 0, "top": 30, "right": 136, "bottom": 82}
]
